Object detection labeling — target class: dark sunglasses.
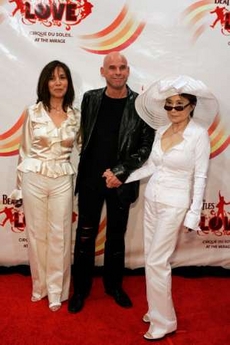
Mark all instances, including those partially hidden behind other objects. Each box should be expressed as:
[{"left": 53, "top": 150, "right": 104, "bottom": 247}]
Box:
[{"left": 164, "top": 103, "right": 190, "bottom": 112}]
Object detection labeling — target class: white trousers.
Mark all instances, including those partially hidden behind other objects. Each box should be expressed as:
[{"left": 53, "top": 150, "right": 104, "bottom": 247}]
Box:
[
  {"left": 22, "top": 172, "right": 73, "bottom": 305},
  {"left": 144, "top": 197, "right": 187, "bottom": 337}
]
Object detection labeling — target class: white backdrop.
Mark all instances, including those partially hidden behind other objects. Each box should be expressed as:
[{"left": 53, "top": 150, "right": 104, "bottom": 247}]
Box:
[{"left": 1, "top": 0, "right": 230, "bottom": 268}]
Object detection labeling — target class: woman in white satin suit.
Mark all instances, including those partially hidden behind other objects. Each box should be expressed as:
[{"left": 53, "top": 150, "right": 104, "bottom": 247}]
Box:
[
  {"left": 124, "top": 76, "right": 219, "bottom": 340},
  {"left": 11, "top": 60, "right": 80, "bottom": 311}
]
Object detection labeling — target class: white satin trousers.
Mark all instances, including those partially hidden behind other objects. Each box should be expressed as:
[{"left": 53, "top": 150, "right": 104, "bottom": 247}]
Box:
[
  {"left": 21, "top": 172, "right": 73, "bottom": 305},
  {"left": 144, "top": 197, "right": 187, "bottom": 338}
]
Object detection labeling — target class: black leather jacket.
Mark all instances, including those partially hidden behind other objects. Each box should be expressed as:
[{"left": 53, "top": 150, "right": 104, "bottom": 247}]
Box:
[{"left": 76, "top": 86, "right": 155, "bottom": 204}]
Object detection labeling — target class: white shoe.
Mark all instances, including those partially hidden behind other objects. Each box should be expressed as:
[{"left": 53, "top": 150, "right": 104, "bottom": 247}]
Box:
[
  {"left": 31, "top": 295, "right": 42, "bottom": 302},
  {"left": 49, "top": 302, "right": 61, "bottom": 311},
  {"left": 142, "top": 314, "right": 150, "bottom": 323},
  {"left": 143, "top": 331, "right": 165, "bottom": 340},
  {"left": 143, "top": 329, "right": 176, "bottom": 341}
]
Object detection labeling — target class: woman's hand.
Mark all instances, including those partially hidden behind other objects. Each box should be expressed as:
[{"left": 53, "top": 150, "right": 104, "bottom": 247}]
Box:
[{"left": 182, "top": 226, "right": 192, "bottom": 233}]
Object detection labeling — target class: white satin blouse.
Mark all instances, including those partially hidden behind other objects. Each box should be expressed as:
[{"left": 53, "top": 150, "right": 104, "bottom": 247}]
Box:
[
  {"left": 11, "top": 101, "right": 80, "bottom": 199},
  {"left": 126, "top": 119, "right": 211, "bottom": 230}
]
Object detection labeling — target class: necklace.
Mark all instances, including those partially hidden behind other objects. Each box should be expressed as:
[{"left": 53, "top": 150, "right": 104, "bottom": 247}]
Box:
[{"left": 50, "top": 105, "right": 62, "bottom": 113}]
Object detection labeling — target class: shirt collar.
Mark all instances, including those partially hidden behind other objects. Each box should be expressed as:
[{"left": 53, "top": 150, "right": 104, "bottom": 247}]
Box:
[{"left": 158, "top": 118, "right": 197, "bottom": 141}]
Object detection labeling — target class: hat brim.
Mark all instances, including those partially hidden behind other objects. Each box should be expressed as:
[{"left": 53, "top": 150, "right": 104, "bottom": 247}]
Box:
[{"left": 135, "top": 75, "right": 219, "bottom": 130}]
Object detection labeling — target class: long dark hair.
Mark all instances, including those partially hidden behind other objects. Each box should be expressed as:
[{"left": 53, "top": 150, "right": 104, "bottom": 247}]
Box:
[
  {"left": 36, "top": 60, "right": 75, "bottom": 112},
  {"left": 180, "top": 93, "right": 197, "bottom": 117}
]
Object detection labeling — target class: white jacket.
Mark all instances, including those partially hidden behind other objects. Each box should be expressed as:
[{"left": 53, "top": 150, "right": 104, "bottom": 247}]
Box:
[{"left": 126, "top": 119, "right": 210, "bottom": 230}]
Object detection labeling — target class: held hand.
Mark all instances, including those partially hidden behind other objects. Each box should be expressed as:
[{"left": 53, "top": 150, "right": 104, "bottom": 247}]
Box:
[{"left": 102, "top": 169, "right": 122, "bottom": 188}]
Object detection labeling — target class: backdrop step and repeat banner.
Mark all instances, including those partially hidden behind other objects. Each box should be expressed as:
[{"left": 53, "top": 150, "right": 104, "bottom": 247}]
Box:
[{"left": 1, "top": 0, "right": 230, "bottom": 268}]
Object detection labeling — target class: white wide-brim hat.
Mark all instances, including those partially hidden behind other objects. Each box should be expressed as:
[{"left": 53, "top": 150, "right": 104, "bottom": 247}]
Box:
[{"left": 135, "top": 75, "right": 219, "bottom": 130}]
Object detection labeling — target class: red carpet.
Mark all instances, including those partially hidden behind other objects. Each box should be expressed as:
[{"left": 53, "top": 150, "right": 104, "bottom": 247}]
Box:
[{"left": 1, "top": 271, "right": 230, "bottom": 345}]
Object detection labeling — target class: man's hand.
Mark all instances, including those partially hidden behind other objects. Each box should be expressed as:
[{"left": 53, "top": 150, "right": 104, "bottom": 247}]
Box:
[{"left": 102, "top": 169, "right": 122, "bottom": 188}]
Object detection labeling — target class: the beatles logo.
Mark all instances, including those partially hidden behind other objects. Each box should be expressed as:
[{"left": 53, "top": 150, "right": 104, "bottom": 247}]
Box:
[
  {"left": 9, "top": 0, "right": 93, "bottom": 30},
  {"left": 0, "top": 196, "right": 25, "bottom": 233},
  {"left": 182, "top": 0, "right": 230, "bottom": 41},
  {"left": 210, "top": 3, "right": 230, "bottom": 35},
  {"left": 200, "top": 191, "right": 230, "bottom": 235}
]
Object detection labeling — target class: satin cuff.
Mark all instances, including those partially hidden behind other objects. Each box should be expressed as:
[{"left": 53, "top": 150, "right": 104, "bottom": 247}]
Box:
[{"left": 9, "top": 189, "right": 22, "bottom": 200}]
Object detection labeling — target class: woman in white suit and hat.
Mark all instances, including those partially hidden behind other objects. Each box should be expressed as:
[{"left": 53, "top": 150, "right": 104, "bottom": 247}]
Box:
[{"left": 122, "top": 75, "right": 219, "bottom": 340}]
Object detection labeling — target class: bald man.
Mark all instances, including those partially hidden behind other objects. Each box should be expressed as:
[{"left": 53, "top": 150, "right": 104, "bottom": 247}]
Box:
[{"left": 68, "top": 52, "right": 154, "bottom": 313}]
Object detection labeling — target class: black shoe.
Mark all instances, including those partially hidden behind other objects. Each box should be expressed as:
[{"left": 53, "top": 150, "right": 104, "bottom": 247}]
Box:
[
  {"left": 68, "top": 294, "right": 85, "bottom": 313},
  {"left": 105, "top": 288, "right": 133, "bottom": 308}
]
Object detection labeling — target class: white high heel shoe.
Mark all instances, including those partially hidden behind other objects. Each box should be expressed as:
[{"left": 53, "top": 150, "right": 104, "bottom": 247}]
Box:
[
  {"left": 142, "top": 314, "right": 150, "bottom": 323},
  {"left": 49, "top": 302, "right": 62, "bottom": 311},
  {"left": 31, "top": 295, "right": 42, "bottom": 302},
  {"left": 143, "top": 329, "right": 176, "bottom": 341}
]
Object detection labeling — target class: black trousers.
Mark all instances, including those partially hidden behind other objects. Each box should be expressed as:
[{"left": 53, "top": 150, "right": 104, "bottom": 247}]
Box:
[{"left": 72, "top": 180, "right": 130, "bottom": 296}]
